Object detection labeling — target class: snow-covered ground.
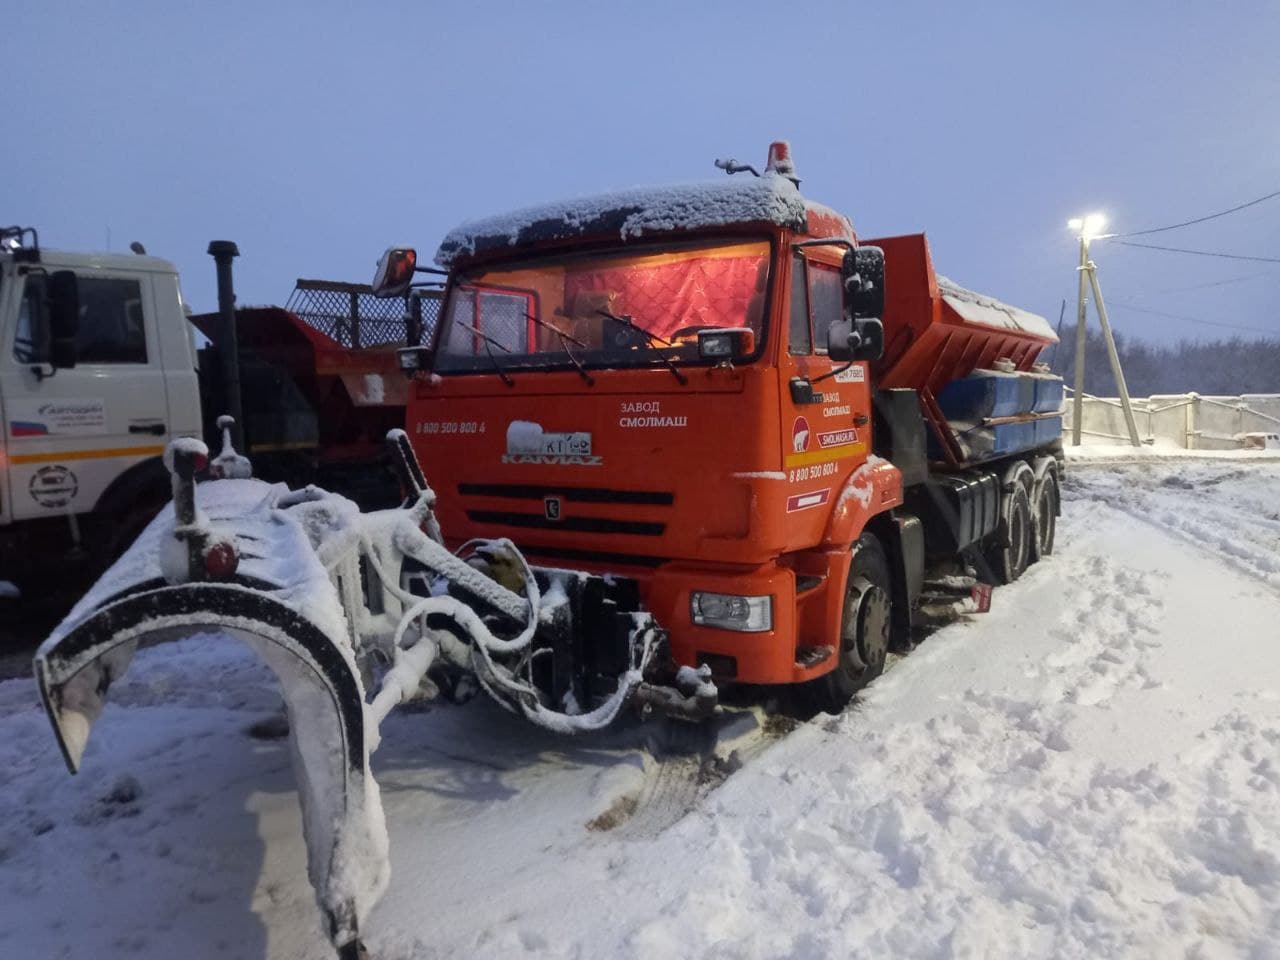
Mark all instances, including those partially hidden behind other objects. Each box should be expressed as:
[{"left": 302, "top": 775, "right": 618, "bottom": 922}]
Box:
[{"left": 2, "top": 459, "right": 1279, "bottom": 959}]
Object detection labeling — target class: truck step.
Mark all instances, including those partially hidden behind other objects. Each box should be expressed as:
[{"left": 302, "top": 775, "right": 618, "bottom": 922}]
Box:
[
  {"left": 795, "top": 574, "right": 825, "bottom": 595},
  {"left": 794, "top": 645, "right": 833, "bottom": 669}
]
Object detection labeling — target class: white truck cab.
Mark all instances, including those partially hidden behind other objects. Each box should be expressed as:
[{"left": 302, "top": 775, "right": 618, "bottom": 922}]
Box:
[{"left": 0, "top": 232, "right": 202, "bottom": 587}]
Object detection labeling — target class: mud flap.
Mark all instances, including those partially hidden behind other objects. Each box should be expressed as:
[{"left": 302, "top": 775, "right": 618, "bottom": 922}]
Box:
[{"left": 34, "top": 582, "right": 386, "bottom": 955}]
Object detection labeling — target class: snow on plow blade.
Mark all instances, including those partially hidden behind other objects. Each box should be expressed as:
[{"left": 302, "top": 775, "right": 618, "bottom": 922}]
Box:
[
  {"left": 33, "top": 429, "right": 715, "bottom": 956},
  {"left": 34, "top": 446, "right": 387, "bottom": 956},
  {"left": 35, "top": 584, "right": 384, "bottom": 954}
]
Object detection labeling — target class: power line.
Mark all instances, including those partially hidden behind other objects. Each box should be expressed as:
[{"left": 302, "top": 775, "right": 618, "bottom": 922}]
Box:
[
  {"left": 1107, "top": 301, "right": 1279, "bottom": 335},
  {"left": 1109, "top": 273, "right": 1270, "bottom": 301},
  {"left": 1116, "top": 188, "right": 1280, "bottom": 238},
  {"left": 1111, "top": 272, "right": 1269, "bottom": 302},
  {"left": 1111, "top": 239, "right": 1280, "bottom": 264}
]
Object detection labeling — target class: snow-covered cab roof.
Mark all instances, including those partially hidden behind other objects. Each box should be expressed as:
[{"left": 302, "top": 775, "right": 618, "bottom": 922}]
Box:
[{"left": 434, "top": 172, "right": 853, "bottom": 268}]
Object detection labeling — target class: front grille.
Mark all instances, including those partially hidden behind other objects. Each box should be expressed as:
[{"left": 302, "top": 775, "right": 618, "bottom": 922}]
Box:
[
  {"left": 459, "top": 483, "right": 673, "bottom": 506},
  {"left": 521, "top": 545, "right": 669, "bottom": 569},
  {"left": 465, "top": 510, "right": 664, "bottom": 537}
]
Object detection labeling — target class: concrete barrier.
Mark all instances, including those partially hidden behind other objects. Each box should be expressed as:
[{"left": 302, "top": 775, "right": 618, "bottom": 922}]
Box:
[{"left": 1064, "top": 393, "right": 1280, "bottom": 448}]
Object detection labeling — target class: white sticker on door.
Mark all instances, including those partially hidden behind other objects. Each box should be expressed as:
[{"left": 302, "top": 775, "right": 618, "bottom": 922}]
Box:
[{"left": 8, "top": 398, "right": 107, "bottom": 437}]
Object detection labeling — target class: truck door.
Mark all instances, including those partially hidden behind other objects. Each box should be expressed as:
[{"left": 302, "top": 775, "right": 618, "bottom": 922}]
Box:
[
  {"left": 0, "top": 269, "right": 171, "bottom": 524},
  {"left": 778, "top": 248, "right": 873, "bottom": 549},
  {"left": 0, "top": 268, "right": 12, "bottom": 527}
]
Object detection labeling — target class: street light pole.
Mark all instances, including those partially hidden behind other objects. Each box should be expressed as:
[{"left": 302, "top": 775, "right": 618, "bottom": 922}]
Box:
[
  {"left": 1066, "top": 214, "right": 1141, "bottom": 448},
  {"left": 1071, "top": 232, "right": 1089, "bottom": 446},
  {"left": 1085, "top": 258, "right": 1141, "bottom": 446}
]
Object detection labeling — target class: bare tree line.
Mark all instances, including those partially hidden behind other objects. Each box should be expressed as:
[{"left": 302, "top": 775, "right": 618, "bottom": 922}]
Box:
[{"left": 1046, "top": 329, "right": 1280, "bottom": 396}]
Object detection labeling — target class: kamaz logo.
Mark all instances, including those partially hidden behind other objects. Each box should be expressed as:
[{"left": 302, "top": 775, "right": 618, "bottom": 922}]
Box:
[
  {"left": 543, "top": 496, "right": 563, "bottom": 521},
  {"left": 501, "top": 454, "right": 603, "bottom": 467}
]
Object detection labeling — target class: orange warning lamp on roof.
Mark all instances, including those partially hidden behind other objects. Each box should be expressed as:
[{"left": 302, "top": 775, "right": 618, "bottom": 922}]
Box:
[{"left": 766, "top": 140, "right": 799, "bottom": 185}]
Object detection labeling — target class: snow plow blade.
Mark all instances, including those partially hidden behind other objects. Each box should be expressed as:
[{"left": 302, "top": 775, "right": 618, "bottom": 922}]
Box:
[
  {"left": 34, "top": 438, "right": 388, "bottom": 956},
  {"left": 35, "top": 584, "right": 383, "bottom": 956},
  {"left": 33, "top": 428, "right": 715, "bottom": 956}
]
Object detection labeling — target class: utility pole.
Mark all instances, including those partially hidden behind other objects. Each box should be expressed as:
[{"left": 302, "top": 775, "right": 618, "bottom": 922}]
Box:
[{"left": 1068, "top": 215, "right": 1141, "bottom": 447}]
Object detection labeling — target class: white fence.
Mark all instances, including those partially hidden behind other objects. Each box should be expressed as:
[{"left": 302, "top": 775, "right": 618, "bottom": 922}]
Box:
[{"left": 1064, "top": 393, "right": 1280, "bottom": 449}]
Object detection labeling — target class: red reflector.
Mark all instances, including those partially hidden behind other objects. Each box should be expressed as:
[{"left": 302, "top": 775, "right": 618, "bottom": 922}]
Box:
[
  {"left": 193, "top": 452, "right": 209, "bottom": 474},
  {"left": 204, "top": 541, "right": 239, "bottom": 580},
  {"left": 971, "top": 582, "right": 993, "bottom": 613}
]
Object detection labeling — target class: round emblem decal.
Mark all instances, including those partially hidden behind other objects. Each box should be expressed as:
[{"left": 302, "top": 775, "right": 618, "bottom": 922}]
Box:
[
  {"left": 29, "top": 464, "right": 79, "bottom": 509},
  {"left": 791, "top": 416, "right": 811, "bottom": 454}
]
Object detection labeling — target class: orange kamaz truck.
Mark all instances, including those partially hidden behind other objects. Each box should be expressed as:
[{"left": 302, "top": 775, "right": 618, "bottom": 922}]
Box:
[
  {"left": 35, "top": 144, "right": 1066, "bottom": 955},
  {"left": 381, "top": 141, "right": 1064, "bottom": 713}
]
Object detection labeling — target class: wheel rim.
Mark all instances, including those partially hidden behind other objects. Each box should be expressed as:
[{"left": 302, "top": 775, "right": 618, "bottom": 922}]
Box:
[
  {"left": 843, "top": 576, "right": 890, "bottom": 675},
  {"left": 1008, "top": 495, "right": 1028, "bottom": 574},
  {"left": 1034, "top": 477, "right": 1057, "bottom": 556}
]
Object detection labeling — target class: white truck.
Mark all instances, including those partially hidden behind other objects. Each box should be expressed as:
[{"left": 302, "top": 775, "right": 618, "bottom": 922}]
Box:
[
  {"left": 0, "top": 227, "right": 410, "bottom": 599},
  {"left": 0, "top": 227, "right": 202, "bottom": 594}
]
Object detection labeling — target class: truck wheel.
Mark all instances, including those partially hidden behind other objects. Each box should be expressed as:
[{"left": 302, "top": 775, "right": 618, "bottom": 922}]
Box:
[
  {"left": 986, "top": 483, "right": 1032, "bottom": 583},
  {"left": 98, "top": 495, "right": 168, "bottom": 569},
  {"left": 799, "top": 533, "right": 892, "bottom": 715},
  {"left": 1030, "top": 471, "right": 1059, "bottom": 562}
]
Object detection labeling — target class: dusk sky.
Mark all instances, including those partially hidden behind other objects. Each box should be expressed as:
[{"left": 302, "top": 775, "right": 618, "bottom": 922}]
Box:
[{"left": 9, "top": 0, "right": 1280, "bottom": 344}]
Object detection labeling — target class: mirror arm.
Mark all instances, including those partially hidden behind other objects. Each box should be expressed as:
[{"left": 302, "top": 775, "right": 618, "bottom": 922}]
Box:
[{"left": 811, "top": 361, "right": 854, "bottom": 385}]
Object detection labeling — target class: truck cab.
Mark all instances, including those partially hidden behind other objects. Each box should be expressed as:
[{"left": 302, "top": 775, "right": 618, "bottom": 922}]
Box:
[
  {"left": 383, "top": 145, "right": 913, "bottom": 707},
  {"left": 0, "top": 230, "right": 201, "bottom": 587},
  {"left": 384, "top": 142, "right": 1061, "bottom": 711}
]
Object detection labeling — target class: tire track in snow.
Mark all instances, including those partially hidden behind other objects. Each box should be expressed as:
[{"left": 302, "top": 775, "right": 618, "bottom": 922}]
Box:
[{"left": 600, "top": 711, "right": 798, "bottom": 840}]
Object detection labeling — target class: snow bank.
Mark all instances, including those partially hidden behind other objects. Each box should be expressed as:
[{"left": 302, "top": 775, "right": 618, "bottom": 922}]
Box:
[{"left": 1066, "top": 442, "right": 1280, "bottom": 463}]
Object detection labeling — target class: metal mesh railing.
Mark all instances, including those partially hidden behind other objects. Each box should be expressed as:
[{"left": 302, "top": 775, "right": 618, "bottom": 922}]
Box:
[{"left": 285, "top": 279, "right": 442, "bottom": 349}]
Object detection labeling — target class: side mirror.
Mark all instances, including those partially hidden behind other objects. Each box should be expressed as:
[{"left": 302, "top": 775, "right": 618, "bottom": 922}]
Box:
[
  {"left": 33, "top": 270, "right": 80, "bottom": 370},
  {"left": 851, "top": 317, "right": 884, "bottom": 362},
  {"left": 841, "top": 245, "right": 885, "bottom": 320},
  {"left": 827, "top": 317, "right": 885, "bottom": 364},
  {"left": 371, "top": 247, "right": 417, "bottom": 299}
]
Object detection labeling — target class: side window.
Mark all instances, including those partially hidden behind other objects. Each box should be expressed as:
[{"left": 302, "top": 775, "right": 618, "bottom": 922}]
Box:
[
  {"left": 15, "top": 274, "right": 148, "bottom": 365},
  {"left": 78, "top": 276, "right": 147, "bottom": 364},
  {"left": 13, "top": 281, "right": 44, "bottom": 363},
  {"left": 444, "top": 289, "right": 477, "bottom": 353},
  {"left": 443, "top": 287, "right": 531, "bottom": 355},
  {"left": 788, "top": 254, "right": 812, "bottom": 355},
  {"left": 808, "top": 262, "right": 843, "bottom": 354},
  {"left": 477, "top": 290, "right": 529, "bottom": 353}
]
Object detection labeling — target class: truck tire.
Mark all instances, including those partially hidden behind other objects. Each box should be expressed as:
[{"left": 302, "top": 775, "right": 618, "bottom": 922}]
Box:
[
  {"left": 1030, "top": 470, "right": 1059, "bottom": 562},
  {"left": 97, "top": 493, "right": 168, "bottom": 569},
  {"left": 985, "top": 483, "right": 1032, "bottom": 583},
  {"left": 798, "top": 533, "right": 892, "bottom": 715}
]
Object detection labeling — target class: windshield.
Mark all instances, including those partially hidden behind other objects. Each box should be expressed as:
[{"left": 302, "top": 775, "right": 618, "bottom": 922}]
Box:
[{"left": 434, "top": 238, "right": 771, "bottom": 374}]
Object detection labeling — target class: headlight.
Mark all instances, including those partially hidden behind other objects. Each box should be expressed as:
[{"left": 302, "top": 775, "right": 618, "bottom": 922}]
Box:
[{"left": 690, "top": 592, "right": 773, "bottom": 632}]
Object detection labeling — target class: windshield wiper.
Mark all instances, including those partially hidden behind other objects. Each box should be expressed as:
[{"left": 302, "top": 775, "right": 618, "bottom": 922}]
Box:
[
  {"left": 526, "top": 313, "right": 593, "bottom": 385},
  {"left": 595, "top": 310, "right": 688, "bottom": 385},
  {"left": 454, "top": 318, "right": 515, "bottom": 386}
]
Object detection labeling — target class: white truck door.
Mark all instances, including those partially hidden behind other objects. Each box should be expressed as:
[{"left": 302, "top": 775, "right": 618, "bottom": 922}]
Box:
[{"left": 0, "top": 269, "right": 172, "bottom": 523}]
